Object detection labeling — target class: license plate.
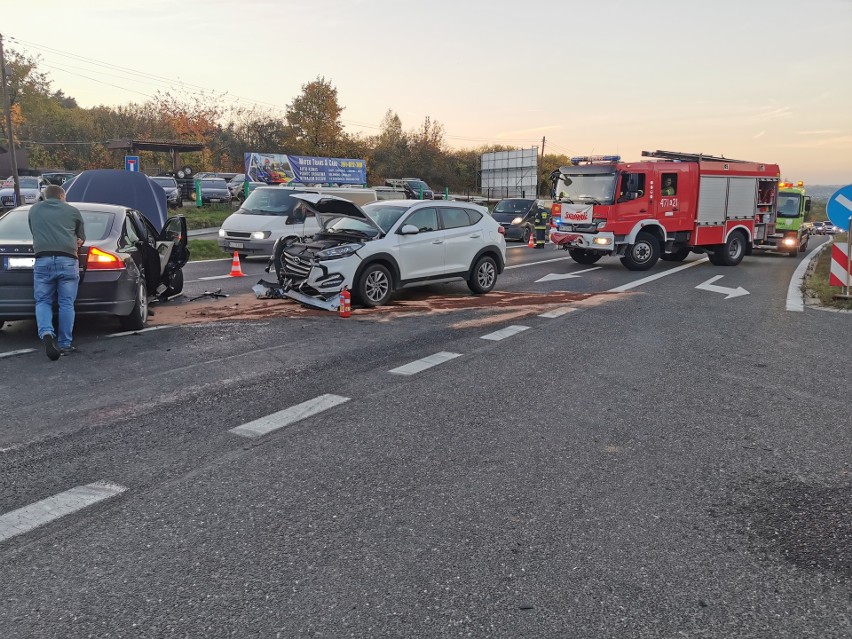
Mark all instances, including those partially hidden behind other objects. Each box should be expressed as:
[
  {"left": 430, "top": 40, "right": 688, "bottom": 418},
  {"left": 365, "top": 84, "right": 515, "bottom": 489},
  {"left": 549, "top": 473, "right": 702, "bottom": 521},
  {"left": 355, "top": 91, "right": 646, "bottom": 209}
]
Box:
[
  {"left": 7, "top": 257, "right": 35, "bottom": 269},
  {"left": 229, "top": 242, "right": 244, "bottom": 249},
  {"left": 210, "top": 198, "right": 221, "bottom": 203}
]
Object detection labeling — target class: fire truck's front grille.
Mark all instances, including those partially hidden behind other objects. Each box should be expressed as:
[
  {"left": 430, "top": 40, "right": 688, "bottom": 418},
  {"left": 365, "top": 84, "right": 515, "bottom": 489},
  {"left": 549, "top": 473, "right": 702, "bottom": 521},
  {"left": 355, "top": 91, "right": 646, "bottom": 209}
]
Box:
[{"left": 559, "top": 223, "right": 598, "bottom": 233}]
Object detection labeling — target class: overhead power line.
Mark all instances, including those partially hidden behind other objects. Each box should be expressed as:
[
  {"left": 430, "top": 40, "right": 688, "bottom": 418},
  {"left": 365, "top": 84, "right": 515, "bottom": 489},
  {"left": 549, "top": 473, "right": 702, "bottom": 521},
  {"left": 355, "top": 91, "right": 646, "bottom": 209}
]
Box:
[{"left": 7, "top": 34, "right": 548, "bottom": 148}]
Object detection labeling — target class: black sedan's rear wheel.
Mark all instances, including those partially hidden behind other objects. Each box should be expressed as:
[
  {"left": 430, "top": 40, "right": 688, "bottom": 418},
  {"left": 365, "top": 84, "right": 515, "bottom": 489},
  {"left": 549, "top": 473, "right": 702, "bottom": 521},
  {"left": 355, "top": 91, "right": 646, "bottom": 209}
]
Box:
[{"left": 120, "top": 276, "right": 149, "bottom": 331}]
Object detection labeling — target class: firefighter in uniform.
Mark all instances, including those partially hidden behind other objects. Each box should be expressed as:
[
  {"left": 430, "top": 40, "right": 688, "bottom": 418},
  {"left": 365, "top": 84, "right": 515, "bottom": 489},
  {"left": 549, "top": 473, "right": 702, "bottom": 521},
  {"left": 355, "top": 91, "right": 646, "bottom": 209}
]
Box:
[{"left": 533, "top": 204, "right": 549, "bottom": 249}]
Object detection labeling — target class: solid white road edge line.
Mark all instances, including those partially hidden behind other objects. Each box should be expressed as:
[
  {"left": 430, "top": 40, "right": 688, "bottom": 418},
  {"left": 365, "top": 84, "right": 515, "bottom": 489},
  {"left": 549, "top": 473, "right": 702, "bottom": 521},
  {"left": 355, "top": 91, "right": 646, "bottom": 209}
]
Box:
[
  {"left": 786, "top": 241, "right": 830, "bottom": 312},
  {"left": 389, "top": 351, "right": 462, "bottom": 376},
  {"left": 539, "top": 307, "right": 577, "bottom": 319},
  {"left": 0, "top": 481, "right": 128, "bottom": 544},
  {"left": 481, "top": 325, "right": 531, "bottom": 341},
  {"left": 108, "top": 325, "right": 173, "bottom": 338},
  {"left": 607, "top": 258, "right": 709, "bottom": 293},
  {"left": 229, "top": 393, "right": 350, "bottom": 438},
  {"left": 0, "top": 348, "right": 37, "bottom": 359}
]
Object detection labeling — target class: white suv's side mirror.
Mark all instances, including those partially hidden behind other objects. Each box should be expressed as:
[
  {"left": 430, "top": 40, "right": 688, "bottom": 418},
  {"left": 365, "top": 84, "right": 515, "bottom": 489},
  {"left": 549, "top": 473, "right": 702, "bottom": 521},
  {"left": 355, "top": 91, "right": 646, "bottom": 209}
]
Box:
[{"left": 400, "top": 224, "right": 420, "bottom": 235}]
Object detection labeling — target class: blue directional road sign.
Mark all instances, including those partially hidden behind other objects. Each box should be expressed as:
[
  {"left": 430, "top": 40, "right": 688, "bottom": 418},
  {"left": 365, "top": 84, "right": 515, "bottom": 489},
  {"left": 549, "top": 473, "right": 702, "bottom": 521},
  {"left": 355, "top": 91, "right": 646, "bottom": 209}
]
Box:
[
  {"left": 827, "top": 184, "right": 852, "bottom": 232},
  {"left": 125, "top": 155, "right": 140, "bottom": 172}
]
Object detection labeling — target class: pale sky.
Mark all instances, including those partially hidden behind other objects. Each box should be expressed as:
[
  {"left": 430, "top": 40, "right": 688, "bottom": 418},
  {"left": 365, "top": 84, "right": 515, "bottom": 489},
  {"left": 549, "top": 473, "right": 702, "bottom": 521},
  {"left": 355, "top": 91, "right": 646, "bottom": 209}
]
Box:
[{"left": 3, "top": 0, "right": 852, "bottom": 184}]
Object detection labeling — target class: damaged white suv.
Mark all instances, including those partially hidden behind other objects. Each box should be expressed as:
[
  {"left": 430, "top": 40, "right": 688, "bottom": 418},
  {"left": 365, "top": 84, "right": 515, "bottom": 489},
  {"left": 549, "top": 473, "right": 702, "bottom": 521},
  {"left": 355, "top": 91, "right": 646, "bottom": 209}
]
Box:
[{"left": 271, "top": 194, "right": 507, "bottom": 309}]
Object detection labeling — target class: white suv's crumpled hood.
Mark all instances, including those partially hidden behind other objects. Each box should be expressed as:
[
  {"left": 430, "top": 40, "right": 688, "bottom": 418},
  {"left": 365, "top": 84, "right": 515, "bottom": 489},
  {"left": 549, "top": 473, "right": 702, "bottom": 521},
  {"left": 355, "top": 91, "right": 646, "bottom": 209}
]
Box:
[{"left": 291, "top": 193, "right": 382, "bottom": 233}]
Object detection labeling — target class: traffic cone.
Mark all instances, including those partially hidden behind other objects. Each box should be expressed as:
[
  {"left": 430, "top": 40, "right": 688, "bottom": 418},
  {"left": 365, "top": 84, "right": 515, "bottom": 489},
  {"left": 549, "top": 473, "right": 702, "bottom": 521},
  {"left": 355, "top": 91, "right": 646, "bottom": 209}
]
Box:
[
  {"left": 528, "top": 230, "right": 535, "bottom": 248},
  {"left": 229, "top": 251, "right": 246, "bottom": 277}
]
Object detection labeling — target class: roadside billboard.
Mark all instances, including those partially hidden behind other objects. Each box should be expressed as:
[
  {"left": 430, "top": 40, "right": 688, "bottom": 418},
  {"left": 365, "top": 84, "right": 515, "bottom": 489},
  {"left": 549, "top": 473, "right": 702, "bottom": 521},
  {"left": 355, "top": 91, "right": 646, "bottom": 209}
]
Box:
[
  {"left": 481, "top": 148, "right": 539, "bottom": 199},
  {"left": 245, "top": 153, "right": 367, "bottom": 185}
]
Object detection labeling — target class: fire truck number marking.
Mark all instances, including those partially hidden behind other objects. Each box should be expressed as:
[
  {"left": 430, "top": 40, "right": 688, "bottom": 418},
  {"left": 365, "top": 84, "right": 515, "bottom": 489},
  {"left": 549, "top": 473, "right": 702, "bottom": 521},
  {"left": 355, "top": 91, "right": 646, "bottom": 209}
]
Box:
[{"left": 660, "top": 198, "right": 678, "bottom": 207}]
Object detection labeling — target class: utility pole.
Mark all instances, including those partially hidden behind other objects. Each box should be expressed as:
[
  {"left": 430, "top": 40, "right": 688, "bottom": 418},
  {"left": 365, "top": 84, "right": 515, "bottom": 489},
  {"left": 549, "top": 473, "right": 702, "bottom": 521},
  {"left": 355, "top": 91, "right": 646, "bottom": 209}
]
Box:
[
  {"left": 0, "top": 32, "right": 21, "bottom": 207},
  {"left": 539, "top": 136, "right": 546, "bottom": 197}
]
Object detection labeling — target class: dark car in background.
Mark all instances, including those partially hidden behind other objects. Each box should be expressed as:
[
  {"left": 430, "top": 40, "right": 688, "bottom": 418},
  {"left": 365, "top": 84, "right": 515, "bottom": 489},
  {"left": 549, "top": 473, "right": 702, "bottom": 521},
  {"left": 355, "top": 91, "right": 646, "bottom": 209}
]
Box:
[
  {"left": 41, "top": 171, "right": 77, "bottom": 186},
  {"left": 386, "top": 178, "right": 435, "bottom": 200},
  {"left": 490, "top": 198, "right": 548, "bottom": 243},
  {"left": 152, "top": 175, "right": 183, "bottom": 209},
  {"left": 0, "top": 203, "right": 188, "bottom": 331},
  {"left": 194, "top": 178, "right": 232, "bottom": 205}
]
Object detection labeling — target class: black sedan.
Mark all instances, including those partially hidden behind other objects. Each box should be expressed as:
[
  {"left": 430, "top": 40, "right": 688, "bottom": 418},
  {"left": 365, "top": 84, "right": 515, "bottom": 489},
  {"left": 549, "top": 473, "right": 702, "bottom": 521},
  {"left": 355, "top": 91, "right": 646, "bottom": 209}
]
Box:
[
  {"left": 193, "top": 178, "right": 233, "bottom": 205},
  {"left": 0, "top": 203, "right": 188, "bottom": 331},
  {"left": 151, "top": 176, "right": 183, "bottom": 209},
  {"left": 490, "top": 198, "right": 547, "bottom": 242}
]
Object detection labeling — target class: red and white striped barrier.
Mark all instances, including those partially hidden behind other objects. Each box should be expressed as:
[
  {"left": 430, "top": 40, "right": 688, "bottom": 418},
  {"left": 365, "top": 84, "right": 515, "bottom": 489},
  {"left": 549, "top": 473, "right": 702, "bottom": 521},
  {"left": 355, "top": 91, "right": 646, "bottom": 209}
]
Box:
[{"left": 829, "top": 242, "right": 851, "bottom": 287}]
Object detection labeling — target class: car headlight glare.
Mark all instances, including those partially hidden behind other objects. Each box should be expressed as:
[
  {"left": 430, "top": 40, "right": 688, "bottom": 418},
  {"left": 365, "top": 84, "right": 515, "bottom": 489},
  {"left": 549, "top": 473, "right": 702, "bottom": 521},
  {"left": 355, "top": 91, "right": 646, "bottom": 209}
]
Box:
[
  {"left": 218, "top": 229, "right": 226, "bottom": 237},
  {"left": 316, "top": 243, "right": 364, "bottom": 260},
  {"left": 511, "top": 217, "right": 523, "bottom": 225},
  {"left": 251, "top": 231, "right": 269, "bottom": 240},
  {"left": 593, "top": 237, "right": 611, "bottom": 245}
]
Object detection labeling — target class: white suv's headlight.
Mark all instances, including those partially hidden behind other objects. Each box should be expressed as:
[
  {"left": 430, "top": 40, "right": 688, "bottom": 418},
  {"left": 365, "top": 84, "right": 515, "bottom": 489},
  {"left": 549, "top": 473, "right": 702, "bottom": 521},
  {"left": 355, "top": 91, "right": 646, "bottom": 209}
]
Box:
[
  {"left": 251, "top": 231, "right": 270, "bottom": 240},
  {"left": 218, "top": 229, "right": 226, "bottom": 237},
  {"left": 316, "top": 243, "right": 364, "bottom": 260}
]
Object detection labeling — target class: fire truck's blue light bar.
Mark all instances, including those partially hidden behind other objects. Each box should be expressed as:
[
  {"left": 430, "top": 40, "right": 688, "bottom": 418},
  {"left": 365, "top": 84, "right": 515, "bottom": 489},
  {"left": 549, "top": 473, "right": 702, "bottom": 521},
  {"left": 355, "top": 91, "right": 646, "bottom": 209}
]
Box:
[{"left": 570, "top": 155, "right": 621, "bottom": 165}]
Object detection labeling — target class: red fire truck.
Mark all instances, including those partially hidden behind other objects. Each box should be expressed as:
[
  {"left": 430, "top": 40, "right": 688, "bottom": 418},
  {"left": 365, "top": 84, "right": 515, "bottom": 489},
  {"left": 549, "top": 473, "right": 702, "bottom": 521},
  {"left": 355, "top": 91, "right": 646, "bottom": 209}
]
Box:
[{"left": 548, "top": 150, "right": 782, "bottom": 270}]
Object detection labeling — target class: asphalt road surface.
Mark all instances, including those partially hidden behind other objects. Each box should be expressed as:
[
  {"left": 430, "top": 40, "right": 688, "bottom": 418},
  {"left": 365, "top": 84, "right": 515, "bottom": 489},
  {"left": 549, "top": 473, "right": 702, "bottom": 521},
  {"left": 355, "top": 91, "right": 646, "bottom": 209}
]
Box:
[{"left": 1, "top": 237, "right": 851, "bottom": 638}]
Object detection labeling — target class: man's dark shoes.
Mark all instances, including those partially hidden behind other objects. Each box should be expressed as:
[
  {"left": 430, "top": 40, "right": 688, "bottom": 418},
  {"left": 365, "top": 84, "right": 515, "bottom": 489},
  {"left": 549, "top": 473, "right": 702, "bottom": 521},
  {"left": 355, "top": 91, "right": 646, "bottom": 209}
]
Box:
[
  {"left": 43, "top": 334, "right": 60, "bottom": 361},
  {"left": 60, "top": 346, "right": 79, "bottom": 356}
]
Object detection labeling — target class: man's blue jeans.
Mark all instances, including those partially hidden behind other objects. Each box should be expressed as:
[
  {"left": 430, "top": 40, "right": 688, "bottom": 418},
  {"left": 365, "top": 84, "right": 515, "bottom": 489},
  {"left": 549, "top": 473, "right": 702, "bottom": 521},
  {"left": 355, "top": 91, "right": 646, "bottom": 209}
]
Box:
[{"left": 33, "top": 256, "right": 80, "bottom": 348}]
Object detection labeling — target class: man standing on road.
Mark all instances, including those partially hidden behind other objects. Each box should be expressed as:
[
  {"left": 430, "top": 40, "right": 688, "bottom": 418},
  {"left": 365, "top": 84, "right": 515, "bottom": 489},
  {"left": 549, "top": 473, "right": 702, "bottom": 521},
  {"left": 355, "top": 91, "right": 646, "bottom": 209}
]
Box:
[{"left": 28, "top": 185, "right": 85, "bottom": 360}]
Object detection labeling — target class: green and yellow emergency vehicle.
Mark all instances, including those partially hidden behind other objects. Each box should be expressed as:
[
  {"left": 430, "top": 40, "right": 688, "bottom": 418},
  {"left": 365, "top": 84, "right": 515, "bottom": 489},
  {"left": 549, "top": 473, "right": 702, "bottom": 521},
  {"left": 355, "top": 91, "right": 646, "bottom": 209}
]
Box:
[{"left": 755, "top": 180, "right": 811, "bottom": 256}]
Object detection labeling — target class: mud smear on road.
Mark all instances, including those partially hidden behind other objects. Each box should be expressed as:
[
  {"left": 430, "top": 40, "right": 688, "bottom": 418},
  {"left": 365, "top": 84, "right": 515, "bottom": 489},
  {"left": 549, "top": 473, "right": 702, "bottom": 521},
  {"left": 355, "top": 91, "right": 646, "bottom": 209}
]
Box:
[{"left": 150, "top": 289, "right": 625, "bottom": 327}]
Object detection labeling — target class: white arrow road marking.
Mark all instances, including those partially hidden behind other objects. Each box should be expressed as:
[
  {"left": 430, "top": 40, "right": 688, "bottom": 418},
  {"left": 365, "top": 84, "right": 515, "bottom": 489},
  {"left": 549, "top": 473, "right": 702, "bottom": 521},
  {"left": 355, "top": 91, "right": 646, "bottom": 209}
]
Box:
[
  {"left": 535, "top": 267, "right": 602, "bottom": 283},
  {"left": 695, "top": 275, "right": 750, "bottom": 299}
]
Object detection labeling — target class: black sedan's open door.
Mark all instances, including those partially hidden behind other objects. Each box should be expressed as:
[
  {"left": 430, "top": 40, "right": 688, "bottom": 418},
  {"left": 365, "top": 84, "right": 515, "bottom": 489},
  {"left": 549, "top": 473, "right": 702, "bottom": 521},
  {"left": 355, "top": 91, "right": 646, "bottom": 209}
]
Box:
[{"left": 155, "top": 215, "right": 189, "bottom": 295}]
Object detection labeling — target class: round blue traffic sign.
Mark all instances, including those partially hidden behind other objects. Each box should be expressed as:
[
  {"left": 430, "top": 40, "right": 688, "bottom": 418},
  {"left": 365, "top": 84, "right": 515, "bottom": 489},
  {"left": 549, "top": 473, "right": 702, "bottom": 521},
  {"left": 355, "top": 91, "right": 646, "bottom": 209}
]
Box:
[{"left": 827, "top": 184, "right": 852, "bottom": 232}]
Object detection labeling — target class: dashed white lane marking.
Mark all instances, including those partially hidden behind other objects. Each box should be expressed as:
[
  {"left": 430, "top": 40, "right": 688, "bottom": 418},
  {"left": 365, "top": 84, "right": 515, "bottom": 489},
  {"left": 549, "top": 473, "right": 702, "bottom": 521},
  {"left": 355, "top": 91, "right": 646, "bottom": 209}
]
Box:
[
  {"left": 389, "top": 351, "right": 462, "bottom": 376},
  {"left": 607, "top": 258, "right": 709, "bottom": 293},
  {"left": 0, "top": 348, "right": 37, "bottom": 359},
  {"left": 480, "top": 325, "right": 531, "bottom": 341},
  {"left": 0, "top": 481, "right": 127, "bottom": 544},
  {"left": 108, "top": 325, "right": 173, "bottom": 338},
  {"left": 505, "top": 255, "right": 575, "bottom": 270},
  {"left": 787, "top": 242, "right": 830, "bottom": 312},
  {"left": 229, "top": 394, "right": 350, "bottom": 438},
  {"left": 539, "top": 307, "right": 577, "bottom": 319},
  {"left": 197, "top": 274, "right": 233, "bottom": 281}
]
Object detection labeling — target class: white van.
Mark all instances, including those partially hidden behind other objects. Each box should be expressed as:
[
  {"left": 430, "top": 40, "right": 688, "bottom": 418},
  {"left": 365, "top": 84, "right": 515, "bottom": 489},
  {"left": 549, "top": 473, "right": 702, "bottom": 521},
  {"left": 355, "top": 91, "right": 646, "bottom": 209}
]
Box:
[{"left": 218, "top": 186, "right": 377, "bottom": 256}]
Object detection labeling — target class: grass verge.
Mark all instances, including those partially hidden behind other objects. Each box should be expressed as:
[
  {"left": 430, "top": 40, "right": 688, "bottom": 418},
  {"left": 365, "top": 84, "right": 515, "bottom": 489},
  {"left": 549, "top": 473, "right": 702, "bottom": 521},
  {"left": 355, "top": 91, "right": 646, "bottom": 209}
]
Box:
[
  {"left": 179, "top": 203, "right": 237, "bottom": 230},
  {"left": 188, "top": 239, "right": 232, "bottom": 262},
  {"left": 804, "top": 234, "right": 852, "bottom": 310}
]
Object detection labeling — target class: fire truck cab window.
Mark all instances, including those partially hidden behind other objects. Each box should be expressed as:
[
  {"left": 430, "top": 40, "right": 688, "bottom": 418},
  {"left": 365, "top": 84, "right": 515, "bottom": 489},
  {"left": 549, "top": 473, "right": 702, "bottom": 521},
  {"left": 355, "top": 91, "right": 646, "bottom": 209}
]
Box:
[
  {"left": 661, "top": 174, "right": 677, "bottom": 196},
  {"left": 617, "top": 173, "right": 645, "bottom": 202}
]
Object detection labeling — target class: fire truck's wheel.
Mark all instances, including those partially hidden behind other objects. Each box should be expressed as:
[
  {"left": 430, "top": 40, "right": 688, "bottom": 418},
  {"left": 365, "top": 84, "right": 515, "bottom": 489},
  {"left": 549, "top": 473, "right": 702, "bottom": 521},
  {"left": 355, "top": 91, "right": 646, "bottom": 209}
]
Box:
[
  {"left": 620, "top": 232, "right": 660, "bottom": 271},
  {"left": 660, "top": 248, "right": 691, "bottom": 262},
  {"left": 568, "top": 248, "right": 602, "bottom": 265},
  {"left": 356, "top": 263, "right": 393, "bottom": 307},
  {"left": 713, "top": 231, "right": 746, "bottom": 266}
]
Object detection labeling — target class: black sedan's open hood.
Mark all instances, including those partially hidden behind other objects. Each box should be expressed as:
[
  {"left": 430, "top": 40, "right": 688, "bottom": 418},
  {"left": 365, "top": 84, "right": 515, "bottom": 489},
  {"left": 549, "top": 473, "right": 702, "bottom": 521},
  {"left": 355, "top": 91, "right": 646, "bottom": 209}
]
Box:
[{"left": 290, "top": 193, "right": 382, "bottom": 233}]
